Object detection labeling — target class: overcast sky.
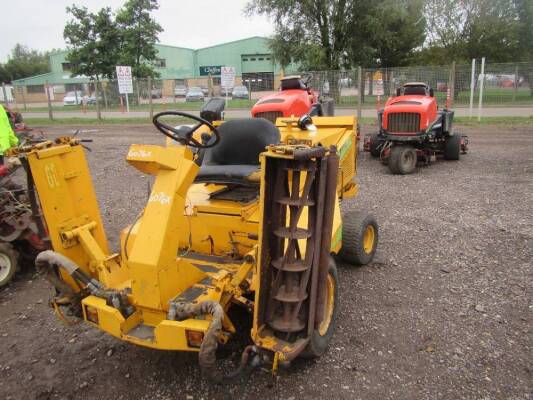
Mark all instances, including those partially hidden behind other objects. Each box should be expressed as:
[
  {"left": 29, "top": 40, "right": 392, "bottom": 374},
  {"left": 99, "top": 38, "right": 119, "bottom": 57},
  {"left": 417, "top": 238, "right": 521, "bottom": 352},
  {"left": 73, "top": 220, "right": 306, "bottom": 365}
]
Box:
[{"left": 0, "top": 0, "right": 274, "bottom": 62}]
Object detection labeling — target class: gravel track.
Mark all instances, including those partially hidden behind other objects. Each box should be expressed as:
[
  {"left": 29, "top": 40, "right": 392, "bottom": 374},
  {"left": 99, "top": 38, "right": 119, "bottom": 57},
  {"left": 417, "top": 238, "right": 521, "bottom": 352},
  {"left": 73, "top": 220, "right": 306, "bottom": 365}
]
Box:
[{"left": 0, "top": 123, "right": 531, "bottom": 400}]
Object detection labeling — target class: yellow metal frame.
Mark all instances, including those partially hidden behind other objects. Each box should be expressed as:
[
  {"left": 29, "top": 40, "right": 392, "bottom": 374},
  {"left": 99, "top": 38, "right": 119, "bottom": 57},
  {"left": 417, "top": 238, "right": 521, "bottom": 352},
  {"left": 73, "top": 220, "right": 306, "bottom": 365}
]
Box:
[{"left": 22, "top": 114, "right": 359, "bottom": 359}]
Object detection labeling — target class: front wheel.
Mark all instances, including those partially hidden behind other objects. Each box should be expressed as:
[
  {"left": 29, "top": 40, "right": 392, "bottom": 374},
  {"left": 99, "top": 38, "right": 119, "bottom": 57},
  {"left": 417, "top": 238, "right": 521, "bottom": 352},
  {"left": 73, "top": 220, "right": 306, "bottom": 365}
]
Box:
[
  {"left": 0, "top": 243, "right": 18, "bottom": 288},
  {"left": 443, "top": 134, "right": 461, "bottom": 160},
  {"left": 301, "top": 257, "right": 338, "bottom": 358},
  {"left": 339, "top": 210, "right": 379, "bottom": 265},
  {"left": 369, "top": 133, "right": 384, "bottom": 158},
  {"left": 389, "top": 145, "right": 417, "bottom": 174}
]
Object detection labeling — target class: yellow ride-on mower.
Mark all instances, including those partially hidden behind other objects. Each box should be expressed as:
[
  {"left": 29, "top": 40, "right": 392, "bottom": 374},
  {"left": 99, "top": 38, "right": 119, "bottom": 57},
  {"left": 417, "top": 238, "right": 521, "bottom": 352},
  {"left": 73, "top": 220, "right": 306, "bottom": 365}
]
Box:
[{"left": 14, "top": 111, "right": 378, "bottom": 381}]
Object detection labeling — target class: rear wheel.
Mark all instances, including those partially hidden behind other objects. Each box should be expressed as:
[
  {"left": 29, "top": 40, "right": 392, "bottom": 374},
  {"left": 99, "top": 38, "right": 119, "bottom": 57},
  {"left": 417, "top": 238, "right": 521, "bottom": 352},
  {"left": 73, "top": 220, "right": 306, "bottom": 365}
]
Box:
[
  {"left": 443, "top": 134, "right": 460, "bottom": 160},
  {"left": 0, "top": 243, "right": 18, "bottom": 288},
  {"left": 301, "top": 257, "right": 338, "bottom": 358},
  {"left": 389, "top": 145, "right": 417, "bottom": 174},
  {"left": 369, "top": 133, "right": 384, "bottom": 158},
  {"left": 339, "top": 210, "right": 379, "bottom": 265}
]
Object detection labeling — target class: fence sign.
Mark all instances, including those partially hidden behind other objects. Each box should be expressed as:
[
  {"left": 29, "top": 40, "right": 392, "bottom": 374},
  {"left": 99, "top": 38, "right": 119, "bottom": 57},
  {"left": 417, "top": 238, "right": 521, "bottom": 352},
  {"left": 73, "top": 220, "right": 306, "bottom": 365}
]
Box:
[
  {"left": 221, "top": 66, "right": 236, "bottom": 88},
  {"left": 199, "top": 66, "right": 222, "bottom": 76},
  {"left": 116, "top": 66, "right": 133, "bottom": 94}
]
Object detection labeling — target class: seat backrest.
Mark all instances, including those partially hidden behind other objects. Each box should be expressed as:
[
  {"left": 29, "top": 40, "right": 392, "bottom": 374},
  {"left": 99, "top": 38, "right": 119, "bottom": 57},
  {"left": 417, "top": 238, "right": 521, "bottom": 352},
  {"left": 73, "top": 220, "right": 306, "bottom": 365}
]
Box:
[
  {"left": 281, "top": 77, "right": 305, "bottom": 91},
  {"left": 203, "top": 118, "right": 281, "bottom": 166},
  {"left": 403, "top": 86, "right": 427, "bottom": 96}
]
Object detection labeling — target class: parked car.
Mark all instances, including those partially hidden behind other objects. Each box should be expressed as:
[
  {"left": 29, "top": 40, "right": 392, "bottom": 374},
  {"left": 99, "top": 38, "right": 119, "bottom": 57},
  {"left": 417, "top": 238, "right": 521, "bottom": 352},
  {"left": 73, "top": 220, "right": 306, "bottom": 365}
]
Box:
[
  {"left": 151, "top": 88, "right": 162, "bottom": 99},
  {"left": 200, "top": 86, "right": 209, "bottom": 96},
  {"left": 220, "top": 86, "right": 232, "bottom": 97},
  {"left": 232, "top": 85, "right": 249, "bottom": 99},
  {"left": 185, "top": 87, "right": 204, "bottom": 102},
  {"left": 63, "top": 91, "right": 84, "bottom": 106},
  {"left": 87, "top": 93, "right": 103, "bottom": 105},
  {"left": 174, "top": 85, "right": 187, "bottom": 97}
]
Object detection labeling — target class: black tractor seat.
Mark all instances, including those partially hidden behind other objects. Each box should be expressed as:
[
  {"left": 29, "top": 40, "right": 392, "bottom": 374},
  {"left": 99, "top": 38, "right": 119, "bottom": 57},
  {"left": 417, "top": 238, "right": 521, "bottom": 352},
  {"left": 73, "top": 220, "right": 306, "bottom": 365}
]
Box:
[{"left": 195, "top": 118, "right": 281, "bottom": 186}]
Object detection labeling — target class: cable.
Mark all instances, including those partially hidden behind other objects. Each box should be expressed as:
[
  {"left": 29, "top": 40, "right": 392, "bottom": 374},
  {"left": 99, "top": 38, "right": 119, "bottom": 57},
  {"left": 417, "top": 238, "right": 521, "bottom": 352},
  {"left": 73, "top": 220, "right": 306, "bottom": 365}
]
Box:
[{"left": 123, "top": 212, "right": 143, "bottom": 261}]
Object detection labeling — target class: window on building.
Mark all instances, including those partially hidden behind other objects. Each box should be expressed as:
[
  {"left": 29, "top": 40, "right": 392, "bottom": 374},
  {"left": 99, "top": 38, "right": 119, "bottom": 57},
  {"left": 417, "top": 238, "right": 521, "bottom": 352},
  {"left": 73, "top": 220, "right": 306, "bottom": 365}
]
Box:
[
  {"left": 175, "top": 79, "right": 186, "bottom": 86},
  {"left": 213, "top": 77, "right": 221, "bottom": 85},
  {"left": 258, "top": 58, "right": 264, "bottom": 61},
  {"left": 27, "top": 85, "right": 45, "bottom": 93},
  {"left": 250, "top": 58, "right": 256, "bottom": 61},
  {"left": 242, "top": 58, "right": 248, "bottom": 61},
  {"left": 266, "top": 57, "right": 271, "bottom": 61},
  {"left": 154, "top": 59, "right": 166, "bottom": 68},
  {"left": 62, "top": 62, "right": 77, "bottom": 72},
  {"left": 65, "top": 84, "right": 82, "bottom": 92}
]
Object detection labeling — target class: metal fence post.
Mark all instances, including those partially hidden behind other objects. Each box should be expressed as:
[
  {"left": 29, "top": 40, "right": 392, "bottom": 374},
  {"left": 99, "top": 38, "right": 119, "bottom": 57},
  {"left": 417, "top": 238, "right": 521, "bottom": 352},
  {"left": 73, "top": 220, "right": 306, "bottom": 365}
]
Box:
[
  {"left": 477, "top": 57, "right": 486, "bottom": 122},
  {"left": 102, "top": 82, "right": 108, "bottom": 111},
  {"left": 148, "top": 76, "right": 153, "bottom": 119},
  {"left": 1, "top": 83, "right": 8, "bottom": 106},
  {"left": 95, "top": 80, "right": 102, "bottom": 121},
  {"left": 172, "top": 80, "right": 176, "bottom": 104},
  {"left": 136, "top": 78, "right": 141, "bottom": 106},
  {"left": 357, "top": 66, "right": 362, "bottom": 121},
  {"left": 449, "top": 61, "right": 456, "bottom": 109},
  {"left": 20, "top": 85, "right": 27, "bottom": 110},
  {"left": 513, "top": 64, "right": 518, "bottom": 103},
  {"left": 45, "top": 81, "right": 53, "bottom": 121},
  {"left": 469, "top": 59, "right": 476, "bottom": 119}
]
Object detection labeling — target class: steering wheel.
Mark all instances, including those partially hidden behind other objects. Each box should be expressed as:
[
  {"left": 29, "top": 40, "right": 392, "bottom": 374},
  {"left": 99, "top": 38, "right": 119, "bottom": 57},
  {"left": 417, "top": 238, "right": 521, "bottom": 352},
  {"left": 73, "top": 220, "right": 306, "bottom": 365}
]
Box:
[{"left": 152, "top": 111, "right": 220, "bottom": 149}]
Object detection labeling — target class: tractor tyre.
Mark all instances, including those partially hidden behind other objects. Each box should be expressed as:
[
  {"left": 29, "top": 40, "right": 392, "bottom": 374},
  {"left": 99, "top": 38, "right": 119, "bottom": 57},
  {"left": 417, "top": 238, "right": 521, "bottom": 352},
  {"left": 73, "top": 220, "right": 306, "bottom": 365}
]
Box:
[
  {"left": 388, "top": 146, "right": 417, "bottom": 174},
  {"left": 339, "top": 210, "right": 379, "bottom": 265},
  {"left": 443, "top": 134, "right": 461, "bottom": 160},
  {"left": 369, "top": 133, "right": 384, "bottom": 158},
  {"left": 301, "top": 257, "right": 338, "bottom": 359},
  {"left": 0, "top": 243, "right": 18, "bottom": 288}
]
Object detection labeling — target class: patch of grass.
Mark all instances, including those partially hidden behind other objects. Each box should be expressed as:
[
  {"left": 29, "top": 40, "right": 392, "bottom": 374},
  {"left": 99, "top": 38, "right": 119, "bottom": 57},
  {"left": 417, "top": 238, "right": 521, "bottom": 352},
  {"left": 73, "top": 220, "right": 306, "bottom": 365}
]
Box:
[
  {"left": 25, "top": 115, "right": 533, "bottom": 127},
  {"left": 23, "top": 98, "right": 256, "bottom": 113},
  {"left": 24, "top": 117, "right": 183, "bottom": 126},
  {"left": 453, "top": 116, "right": 533, "bottom": 126}
]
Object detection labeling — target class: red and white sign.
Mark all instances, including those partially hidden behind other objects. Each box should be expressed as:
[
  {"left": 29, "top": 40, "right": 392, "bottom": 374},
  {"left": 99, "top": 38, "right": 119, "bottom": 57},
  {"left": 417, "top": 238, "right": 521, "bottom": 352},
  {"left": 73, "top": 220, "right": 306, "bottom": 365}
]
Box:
[
  {"left": 116, "top": 66, "right": 133, "bottom": 94},
  {"left": 221, "top": 66, "right": 236, "bottom": 89}
]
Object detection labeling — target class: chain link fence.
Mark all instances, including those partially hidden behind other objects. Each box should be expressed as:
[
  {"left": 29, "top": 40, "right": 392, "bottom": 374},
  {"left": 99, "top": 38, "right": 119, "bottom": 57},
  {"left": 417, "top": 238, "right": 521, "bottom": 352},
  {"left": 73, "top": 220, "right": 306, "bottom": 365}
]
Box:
[{"left": 3, "top": 61, "right": 532, "bottom": 120}]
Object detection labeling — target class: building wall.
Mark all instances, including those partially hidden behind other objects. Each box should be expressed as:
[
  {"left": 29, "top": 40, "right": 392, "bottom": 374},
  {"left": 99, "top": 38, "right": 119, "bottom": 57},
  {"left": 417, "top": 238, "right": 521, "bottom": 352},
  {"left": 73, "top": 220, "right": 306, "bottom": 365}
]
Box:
[
  {"left": 12, "top": 37, "right": 298, "bottom": 102},
  {"left": 154, "top": 45, "right": 195, "bottom": 79},
  {"left": 196, "top": 37, "right": 277, "bottom": 76}
]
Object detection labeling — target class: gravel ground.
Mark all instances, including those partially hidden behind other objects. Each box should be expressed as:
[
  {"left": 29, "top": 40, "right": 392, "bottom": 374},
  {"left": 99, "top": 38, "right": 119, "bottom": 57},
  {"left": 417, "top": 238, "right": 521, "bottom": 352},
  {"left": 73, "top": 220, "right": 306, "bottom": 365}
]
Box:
[{"left": 0, "top": 123, "right": 531, "bottom": 400}]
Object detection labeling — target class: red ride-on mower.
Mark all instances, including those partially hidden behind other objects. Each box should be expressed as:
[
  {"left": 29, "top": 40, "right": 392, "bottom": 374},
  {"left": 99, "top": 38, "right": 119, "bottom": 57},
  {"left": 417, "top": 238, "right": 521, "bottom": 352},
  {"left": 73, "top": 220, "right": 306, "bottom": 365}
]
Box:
[
  {"left": 251, "top": 73, "right": 335, "bottom": 123},
  {"left": 363, "top": 82, "right": 468, "bottom": 174}
]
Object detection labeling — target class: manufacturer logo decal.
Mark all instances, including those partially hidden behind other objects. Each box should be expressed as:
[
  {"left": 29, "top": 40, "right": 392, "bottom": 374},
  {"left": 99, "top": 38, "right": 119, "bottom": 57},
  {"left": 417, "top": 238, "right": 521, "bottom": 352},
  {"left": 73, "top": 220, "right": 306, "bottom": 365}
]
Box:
[
  {"left": 149, "top": 192, "right": 170, "bottom": 205},
  {"left": 128, "top": 150, "right": 152, "bottom": 158}
]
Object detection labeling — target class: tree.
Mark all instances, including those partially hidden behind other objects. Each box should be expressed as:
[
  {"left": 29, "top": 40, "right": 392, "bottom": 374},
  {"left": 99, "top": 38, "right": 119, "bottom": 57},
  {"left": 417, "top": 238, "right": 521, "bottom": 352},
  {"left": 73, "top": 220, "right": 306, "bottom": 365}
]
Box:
[
  {"left": 0, "top": 44, "right": 51, "bottom": 82},
  {"left": 64, "top": 6, "right": 121, "bottom": 79},
  {"left": 64, "top": 5, "right": 121, "bottom": 118},
  {"left": 423, "top": 0, "right": 522, "bottom": 63},
  {"left": 365, "top": 0, "right": 426, "bottom": 67},
  {"left": 246, "top": 0, "right": 356, "bottom": 70},
  {"left": 0, "top": 65, "right": 10, "bottom": 83},
  {"left": 116, "top": 0, "right": 162, "bottom": 78},
  {"left": 514, "top": 0, "right": 533, "bottom": 61},
  {"left": 246, "top": 0, "right": 426, "bottom": 70}
]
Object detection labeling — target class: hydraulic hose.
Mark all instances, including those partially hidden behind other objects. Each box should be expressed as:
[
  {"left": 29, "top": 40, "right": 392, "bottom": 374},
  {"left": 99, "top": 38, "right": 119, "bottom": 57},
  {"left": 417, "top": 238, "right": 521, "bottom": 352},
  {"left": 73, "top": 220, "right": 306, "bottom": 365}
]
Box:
[
  {"left": 35, "top": 251, "right": 133, "bottom": 317},
  {"left": 167, "top": 300, "right": 263, "bottom": 383}
]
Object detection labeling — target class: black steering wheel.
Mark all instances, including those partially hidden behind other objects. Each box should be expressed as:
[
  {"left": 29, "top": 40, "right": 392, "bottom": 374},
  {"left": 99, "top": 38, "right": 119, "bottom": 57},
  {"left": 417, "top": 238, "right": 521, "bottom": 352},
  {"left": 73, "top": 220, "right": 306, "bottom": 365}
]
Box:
[{"left": 152, "top": 111, "right": 220, "bottom": 149}]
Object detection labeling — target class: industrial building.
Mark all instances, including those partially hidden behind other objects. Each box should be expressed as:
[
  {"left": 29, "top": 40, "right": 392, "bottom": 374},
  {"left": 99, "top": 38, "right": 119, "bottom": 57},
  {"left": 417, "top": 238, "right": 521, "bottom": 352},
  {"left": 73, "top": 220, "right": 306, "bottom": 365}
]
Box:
[{"left": 12, "top": 36, "right": 297, "bottom": 102}]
